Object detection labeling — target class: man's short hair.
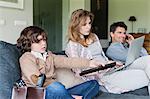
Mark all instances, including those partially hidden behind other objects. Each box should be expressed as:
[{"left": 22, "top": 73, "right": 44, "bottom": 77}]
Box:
[{"left": 110, "top": 21, "right": 127, "bottom": 33}]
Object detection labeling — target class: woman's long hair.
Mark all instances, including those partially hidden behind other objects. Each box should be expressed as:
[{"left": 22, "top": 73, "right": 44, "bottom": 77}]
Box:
[{"left": 68, "top": 9, "right": 96, "bottom": 47}]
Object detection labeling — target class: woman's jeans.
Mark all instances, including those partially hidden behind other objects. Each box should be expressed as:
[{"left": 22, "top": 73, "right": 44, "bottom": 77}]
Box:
[{"left": 45, "top": 80, "right": 99, "bottom": 99}]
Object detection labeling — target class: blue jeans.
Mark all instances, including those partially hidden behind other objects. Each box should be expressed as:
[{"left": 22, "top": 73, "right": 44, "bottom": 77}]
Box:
[{"left": 45, "top": 80, "right": 99, "bottom": 99}]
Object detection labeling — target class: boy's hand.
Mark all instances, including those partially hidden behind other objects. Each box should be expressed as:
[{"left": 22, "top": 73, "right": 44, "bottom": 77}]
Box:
[
  {"left": 89, "top": 59, "right": 105, "bottom": 68},
  {"left": 72, "top": 95, "right": 82, "bottom": 99}
]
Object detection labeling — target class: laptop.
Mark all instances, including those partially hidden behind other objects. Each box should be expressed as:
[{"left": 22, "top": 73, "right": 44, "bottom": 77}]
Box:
[{"left": 106, "top": 36, "right": 145, "bottom": 75}]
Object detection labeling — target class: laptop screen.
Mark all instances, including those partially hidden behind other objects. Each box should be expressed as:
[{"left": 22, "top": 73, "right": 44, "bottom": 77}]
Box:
[{"left": 125, "top": 36, "right": 145, "bottom": 66}]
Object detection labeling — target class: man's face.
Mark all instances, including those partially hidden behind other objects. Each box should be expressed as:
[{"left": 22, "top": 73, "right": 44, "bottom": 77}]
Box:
[{"left": 110, "top": 27, "right": 127, "bottom": 43}]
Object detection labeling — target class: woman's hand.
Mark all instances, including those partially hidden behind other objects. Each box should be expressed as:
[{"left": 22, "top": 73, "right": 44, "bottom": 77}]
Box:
[
  {"left": 107, "top": 60, "right": 123, "bottom": 68},
  {"left": 89, "top": 59, "right": 105, "bottom": 68},
  {"left": 106, "top": 60, "right": 114, "bottom": 64},
  {"left": 84, "top": 71, "right": 99, "bottom": 76},
  {"left": 116, "top": 61, "right": 123, "bottom": 65},
  {"left": 115, "top": 61, "right": 123, "bottom": 68}
]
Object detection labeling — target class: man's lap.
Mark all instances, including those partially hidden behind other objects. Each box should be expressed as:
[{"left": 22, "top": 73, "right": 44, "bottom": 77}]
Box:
[{"left": 101, "top": 69, "right": 149, "bottom": 93}]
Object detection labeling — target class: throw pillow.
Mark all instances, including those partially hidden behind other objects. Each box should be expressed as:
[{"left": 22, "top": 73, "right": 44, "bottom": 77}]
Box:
[{"left": 0, "top": 41, "right": 21, "bottom": 99}]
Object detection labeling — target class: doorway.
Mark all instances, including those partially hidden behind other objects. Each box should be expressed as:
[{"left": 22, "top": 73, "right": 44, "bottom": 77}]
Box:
[
  {"left": 91, "top": 0, "right": 108, "bottom": 39},
  {"left": 33, "top": 0, "right": 62, "bottom": 51}
]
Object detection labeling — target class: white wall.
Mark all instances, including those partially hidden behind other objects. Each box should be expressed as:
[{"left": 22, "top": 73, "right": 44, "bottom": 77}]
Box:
[
  {"left": 3, "top": 0, "right": 149, "bottom": 48},
  {"left": 63, "top": 0, "right": 150, "bottom": 48},
  {"left": 0, "top": 0, "right": 33, "bottom": 44},
  {"left": 109, "top": 0, "right": 150, "bottom": 34},
  {"left": 62, "top": 0, "right": 91, "bottom": 49}
]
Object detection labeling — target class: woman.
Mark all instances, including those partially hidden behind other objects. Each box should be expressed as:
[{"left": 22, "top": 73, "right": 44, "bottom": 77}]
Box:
[
  {"left": 65, "top": 9, "right": 149, "bottom": 94},
  {"left": 17, "top": 26, "right": 101, "bottom": 99}
]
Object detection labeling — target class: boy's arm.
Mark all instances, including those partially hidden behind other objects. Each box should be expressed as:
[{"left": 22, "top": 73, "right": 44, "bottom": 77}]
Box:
[
  {"left": 20, "top": 53, "right": 41, "bottom": 86},
  {"left": 52, "top": 54, "right": 89, "bottom": 69}
]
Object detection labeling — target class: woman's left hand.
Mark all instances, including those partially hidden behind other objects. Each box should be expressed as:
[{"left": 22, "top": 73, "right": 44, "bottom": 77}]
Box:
[
  {"left": 107, "top": 60, "right": 123, "bottom": 67},
  {"left": 116, "top": 61, "right": 123, "bottom": 67}
]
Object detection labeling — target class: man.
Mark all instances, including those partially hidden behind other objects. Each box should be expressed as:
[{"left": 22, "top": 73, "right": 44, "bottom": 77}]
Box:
[
  {"left": 106, "top": 21, "right": 150, "bottom": 94},
  {"left": 106, "top": 21, "right": 148, "bottom": 63}
]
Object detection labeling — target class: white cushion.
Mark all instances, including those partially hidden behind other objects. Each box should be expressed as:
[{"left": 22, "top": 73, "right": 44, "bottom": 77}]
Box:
[
  {"left": 56, "top": 68, "right": 84, "bottom": 88},
  {"left": 101, "top": 69, "right": 149, "bottom": 93}
]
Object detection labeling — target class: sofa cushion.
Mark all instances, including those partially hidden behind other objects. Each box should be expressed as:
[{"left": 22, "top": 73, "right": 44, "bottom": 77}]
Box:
[
  {"left": 94, "top": 88, "right": 149, "bottom": 99},
  {"left": 0, "top": 41, "right": 21, "bottom": 99}
]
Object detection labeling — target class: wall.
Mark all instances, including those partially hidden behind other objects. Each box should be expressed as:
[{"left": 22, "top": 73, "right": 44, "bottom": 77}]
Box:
[
  {"left": 63, "top": 0, "right": 150, "bottom": 48},
  {"left": 62, "top": 0, "right": 69, "bottom": 50},
  {"left": 62, "top": 0, "right": 91, "bottom": 49},
  {"left": 1, "top": 0, "right": 150, "bottom": 48},
  {"left": 0, "top": 0, "right": 33, "bottom": 44},
  {"left": 0, "top": 0, "right": 108, "bottom": 49},
  {"left": 109, "top": 0, "right": 150, "bottom": 34}
]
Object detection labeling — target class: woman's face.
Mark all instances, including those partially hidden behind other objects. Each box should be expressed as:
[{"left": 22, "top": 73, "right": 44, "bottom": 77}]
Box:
[
  {"left": 79, "top": 17, "right": 91, "bottom": 36},
  {"left": 31, "top": 35, "right": 47, "bottom": 53}
]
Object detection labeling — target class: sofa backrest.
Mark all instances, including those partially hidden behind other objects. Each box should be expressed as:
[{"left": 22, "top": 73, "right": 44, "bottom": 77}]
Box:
[{"left": 0, "top": 41, "right": 21, "bottom": 99}]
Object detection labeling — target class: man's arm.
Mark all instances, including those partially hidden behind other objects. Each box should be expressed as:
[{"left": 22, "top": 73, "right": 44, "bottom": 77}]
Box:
[
  {"left": 106, "top": 43, "right": 128, "bottom": 63},
  {"left": 140, "top": 47, "right": 148, "bottom": 56}
]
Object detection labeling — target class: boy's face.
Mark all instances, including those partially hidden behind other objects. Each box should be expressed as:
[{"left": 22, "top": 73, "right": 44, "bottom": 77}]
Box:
[
  {"left": 110, "top": 26, "right": 127, "bottom": 43},
  {"left": 31, "top": 35, "right": 47, "bottom": 53}
]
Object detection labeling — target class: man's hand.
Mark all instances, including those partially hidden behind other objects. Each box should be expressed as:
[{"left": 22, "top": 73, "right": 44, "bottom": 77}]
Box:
[{"left": 126, "top": 34, "right": 134, "bottom": 45}]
